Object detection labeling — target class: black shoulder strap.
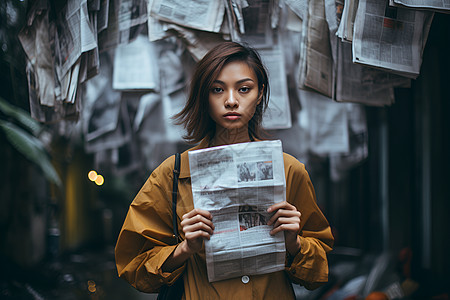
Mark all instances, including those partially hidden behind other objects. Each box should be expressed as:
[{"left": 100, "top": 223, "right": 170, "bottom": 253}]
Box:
[{"left": 172, "top": 153, "right": 181, "bottom": 243}]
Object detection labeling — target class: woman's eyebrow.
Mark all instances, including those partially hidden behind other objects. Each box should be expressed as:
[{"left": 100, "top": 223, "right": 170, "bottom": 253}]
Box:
[{"left": 213, "top": 78, "right": 255, "bottom": 84}]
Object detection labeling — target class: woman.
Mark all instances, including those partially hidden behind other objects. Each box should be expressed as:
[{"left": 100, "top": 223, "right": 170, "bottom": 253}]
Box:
[{"left": 115, "top": 42, "right": 334, "bottom": 299}]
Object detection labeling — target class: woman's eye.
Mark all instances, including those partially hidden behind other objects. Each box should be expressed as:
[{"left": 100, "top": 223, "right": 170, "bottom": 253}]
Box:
[
  {"left": 212, "top": 87, "right": 223, "bottom": 93},
  {"left": 239, "top": 87, "right": 250, "bottom": 93}
]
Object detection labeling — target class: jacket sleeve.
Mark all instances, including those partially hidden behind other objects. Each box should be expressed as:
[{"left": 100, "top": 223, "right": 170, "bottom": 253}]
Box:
[
  {"left": 283, "top": 155, "right": 334, "bottom": 290},
  {"left": 115, "top": 156, "right": 185, "bottom": 293}
]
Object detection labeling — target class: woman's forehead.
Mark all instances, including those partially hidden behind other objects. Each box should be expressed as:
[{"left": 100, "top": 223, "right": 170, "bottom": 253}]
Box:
[{"left": 215, "top": 61, "right": 258, "bottom": 82}]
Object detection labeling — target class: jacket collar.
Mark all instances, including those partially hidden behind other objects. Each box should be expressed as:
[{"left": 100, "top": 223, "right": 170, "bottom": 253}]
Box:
[{"left": 179, "top": 138, "right": 210, "bottom": 178}]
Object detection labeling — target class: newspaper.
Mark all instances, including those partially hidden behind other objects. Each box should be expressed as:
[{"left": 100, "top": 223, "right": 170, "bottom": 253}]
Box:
[
  {"left": 117, "top": 0, "right": 147, "bottom": 31},
  {"left": 133, "top": 93, "right": 160, "bottom": 131},
  {"left": 280, "top": 16, "right": 303, "bottom": 108},
  {"left": 137, "top": 97, "right": 179, "bottom": 171},
  {"left": 25, "top": 59, "right": 81, "bottom": 123},
  {"left": 189, "top": 140, "right": 286, "bottom": 282},
  {"left": 285, "top": 3, "right": 304, "bottom": 32},
  {"left": 231, "top": 0, "right": 247, "bottom": 34},
  {"left": 97, "top": 0, "right": 109, "bottom": 32},
  {"left": 296, "top": 0, "right": 309, "bottom": 90},
  {"left": 259, "top": 45, "right": 292, "bottom": 130},
  {"left": 241, "top": 0, "right": 274, "bottom": 48},
  {"left": 322, "top": 0, "right": 411, "bottom": 106},
  {"left": 18, "top": 9, "right": 56, "bottom": 107},
  {"left": 159, "top": 49, "right": 187, "bottom": 142},
  {"left": 88, "top": 0, "right": 101, "bottom": 11},
  {"left": 82, "top": 52, "right": 123, "bottom": 147},
  {"left": 116, "top": 0, "right": 147, "bottom": 42},
  {"left": 64, "top": 59, "right": 81, "bottom": 104},
  {"left": 270, "top": 0, "right": 281, "bottom": 29},
  {"left": 98, "top": 0, "right": 120, "bottom": 50},
  {"left": 323, "top": 0, "right": 342, "bottom": 63},
  {"left": 19, "top": 1, "right": 84, "bottom": 122},
  {"left": 299, "top": 89, "right": 349, "bottom": 156},
  {"left": 285, "top": 0, "right": 308, "bottom": 21},
  {"left": 53, "top": 0, "right": 97, "bottom": 82},
  {"left": 336, "top": 40, "right": 406, "bottom": 106},
  {"left": 222, "top": 0, "right": 246, "bottom": 42},
  {"left": 391, "top": 0, "right": 450, "bottom": 14},
  {"left": 147, "top": 0, "right": 231, "bottom": 44},
  {"left": 80, "top": 10, "right": 100, "bottom": 83},
  {"left": 98, "top": 0, "right": 146, "bottom": 51},
  {"left": 149, "top": 0, "right": 225, "bottom": 33},
  {"left": 85, "top": 97, "right": 132, "bottom": 153},
  {"left": 352, "top": 0, "right": 434, "bottom": 78},
  {"left": 112, "top": 35, "right": 159, "bottom": 90},
  {"left": 329, "top": 103, "right": 368, "bottom": 181},
  {"left": 336, "top": 0, "right": 359, "bottom": 42},
  {"left": 165, "top": 24, "right": 228, "bottom": 61},
  {"left": 146, "top": 0, "right": 171, "bottom": 42},
  {"left": 306, "top": 0, "right": 334, "bottom": 97}
]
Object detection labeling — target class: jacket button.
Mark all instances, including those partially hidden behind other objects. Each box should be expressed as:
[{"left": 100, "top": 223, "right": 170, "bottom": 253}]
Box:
[{"left": 241, "top": 275, "right": 249, "bottom": 284}]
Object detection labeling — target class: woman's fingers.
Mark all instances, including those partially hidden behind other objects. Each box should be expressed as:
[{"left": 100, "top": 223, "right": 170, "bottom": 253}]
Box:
[
  {"left": 179, "top": 208, "right": 215, "bottom": 254},
  {"left": 267, "top": 210, "right": 301, "bottom": 226},
  {"left": 182, "top": 208, "right": 212, "bottom": 221},
  {"left": 266, "top": 201, "right": 301, "bottom": 236},
  {"left": 181, "top": 213, "right": 214, "bottom": 228},
  {"left": 267, "top": 201, "right": 296, "bottom": 213},
  {"left": 183, "top": 220, "right": 215, "bottom": 236},
  {"left": 267, "top": 202, "right": 301, "bottom": 226},
  {"left": 269, "top": 218, "right": 300, "bottom": 235},
  {"left": 184, "top": 229, "right": 213, "bottom": 240},
  {"left": 181, "top": 208, "right": 215, "bottom": 236}
]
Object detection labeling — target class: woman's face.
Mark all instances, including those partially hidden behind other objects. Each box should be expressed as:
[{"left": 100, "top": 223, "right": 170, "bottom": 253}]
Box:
[{"left": 208, "top": 61, "right": 261, "bottom": 132}]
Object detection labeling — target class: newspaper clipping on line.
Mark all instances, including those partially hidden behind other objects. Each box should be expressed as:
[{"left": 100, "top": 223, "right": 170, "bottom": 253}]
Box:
[{"left": 189, "top": 140, "right": 287, "bottom": 282}]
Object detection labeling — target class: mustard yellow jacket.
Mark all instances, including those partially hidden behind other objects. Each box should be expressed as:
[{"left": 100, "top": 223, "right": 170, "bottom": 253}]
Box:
[{"left": 115, "top": 140, "right": 334, "bottom": 299}]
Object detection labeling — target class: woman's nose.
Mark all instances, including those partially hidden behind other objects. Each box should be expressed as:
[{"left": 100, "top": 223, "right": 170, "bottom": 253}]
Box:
[{"left": 225, "top": 91, "right": 239, "bottom": 108}]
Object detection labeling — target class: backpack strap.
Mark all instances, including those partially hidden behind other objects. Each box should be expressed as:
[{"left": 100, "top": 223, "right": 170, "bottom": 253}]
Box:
[{"left": 172, "top": 153, "right": 181, "bottom": 243}]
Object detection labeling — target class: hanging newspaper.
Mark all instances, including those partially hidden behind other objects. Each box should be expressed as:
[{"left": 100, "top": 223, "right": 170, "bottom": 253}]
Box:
[
  {"left": 189, "top": 140, "right": 286, "bottom": 282},
  {"left": 149, "top": 0, "right": 225, "bottom": 33},
  {"left": 390, "top": 0, "right": 450, "bottom": 14},
  {"left": 336, "top": 0, "right": 359, "bottom": 42},
  {"left": 53, "top": 0, "right": 97, "bottom": 82},
  {"left": 352, "top": 0, "right": 434, "bottom": 78},
  {"left": 304, "top": 0, "right": 334, "bottom": 98},
  {"left": 335, "top": 40, "right": 409, "bottom": 106},
  {"left": 19, "top": 8, "right": 56, "bottom": 108},
  {"left": 112, "top": 35, "right": 159, "bottom": 91},
  {"left": 259, "top": 45, "right": 292, "bottom": 129},
  {"left": 241, "top": 0, "right": 274, "bottom": 48},
  {"left": 298, "top": 89, "right": 350, "bottom": 156}
]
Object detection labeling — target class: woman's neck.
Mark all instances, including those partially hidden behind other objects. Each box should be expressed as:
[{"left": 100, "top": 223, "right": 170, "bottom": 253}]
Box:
[{"left": 210, "top": 126, "right": 251, "bottom": 147}]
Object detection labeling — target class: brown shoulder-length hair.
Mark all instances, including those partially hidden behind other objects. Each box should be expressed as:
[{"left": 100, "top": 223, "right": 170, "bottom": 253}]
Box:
[{"left": 173, "top": 41, "right": 270, "bottom": 144}]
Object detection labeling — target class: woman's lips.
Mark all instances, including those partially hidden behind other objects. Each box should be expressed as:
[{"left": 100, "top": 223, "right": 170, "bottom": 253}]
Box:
[{"left": 223, "top": 113, "right": 241, "bottom": 120}]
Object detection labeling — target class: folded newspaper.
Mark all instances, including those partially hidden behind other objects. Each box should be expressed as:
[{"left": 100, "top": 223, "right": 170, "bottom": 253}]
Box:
[{"left": 189, "top": 140, "right": 287, "bottom": 282}]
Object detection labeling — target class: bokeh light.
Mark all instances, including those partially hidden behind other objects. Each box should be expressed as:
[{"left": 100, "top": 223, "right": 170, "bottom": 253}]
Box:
[
  {"left": 88, "top": 170, "right": 97, "bottom": 181},
  {"left": 94, "top": 174, "right": 104, "bottom": 186}
]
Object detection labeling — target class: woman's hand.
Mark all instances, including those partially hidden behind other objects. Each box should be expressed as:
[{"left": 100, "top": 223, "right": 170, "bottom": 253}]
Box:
[
  {"left": 267, "top": 201, "right": 302, "bottom": 257},
  {"left": 180, "top": 208, "right": 215, "bottom": 255},
  {"left": 162, "top": 208, "right": 214, "bottom": 272}
]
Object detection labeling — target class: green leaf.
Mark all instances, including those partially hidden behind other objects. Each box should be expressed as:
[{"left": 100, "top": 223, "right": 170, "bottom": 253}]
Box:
[
  {"left": 0, "top": 97, "right": 42, "bottom": 136},
  {"left": 0, "top": 120, "right": 62, "bottom": 188}
]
